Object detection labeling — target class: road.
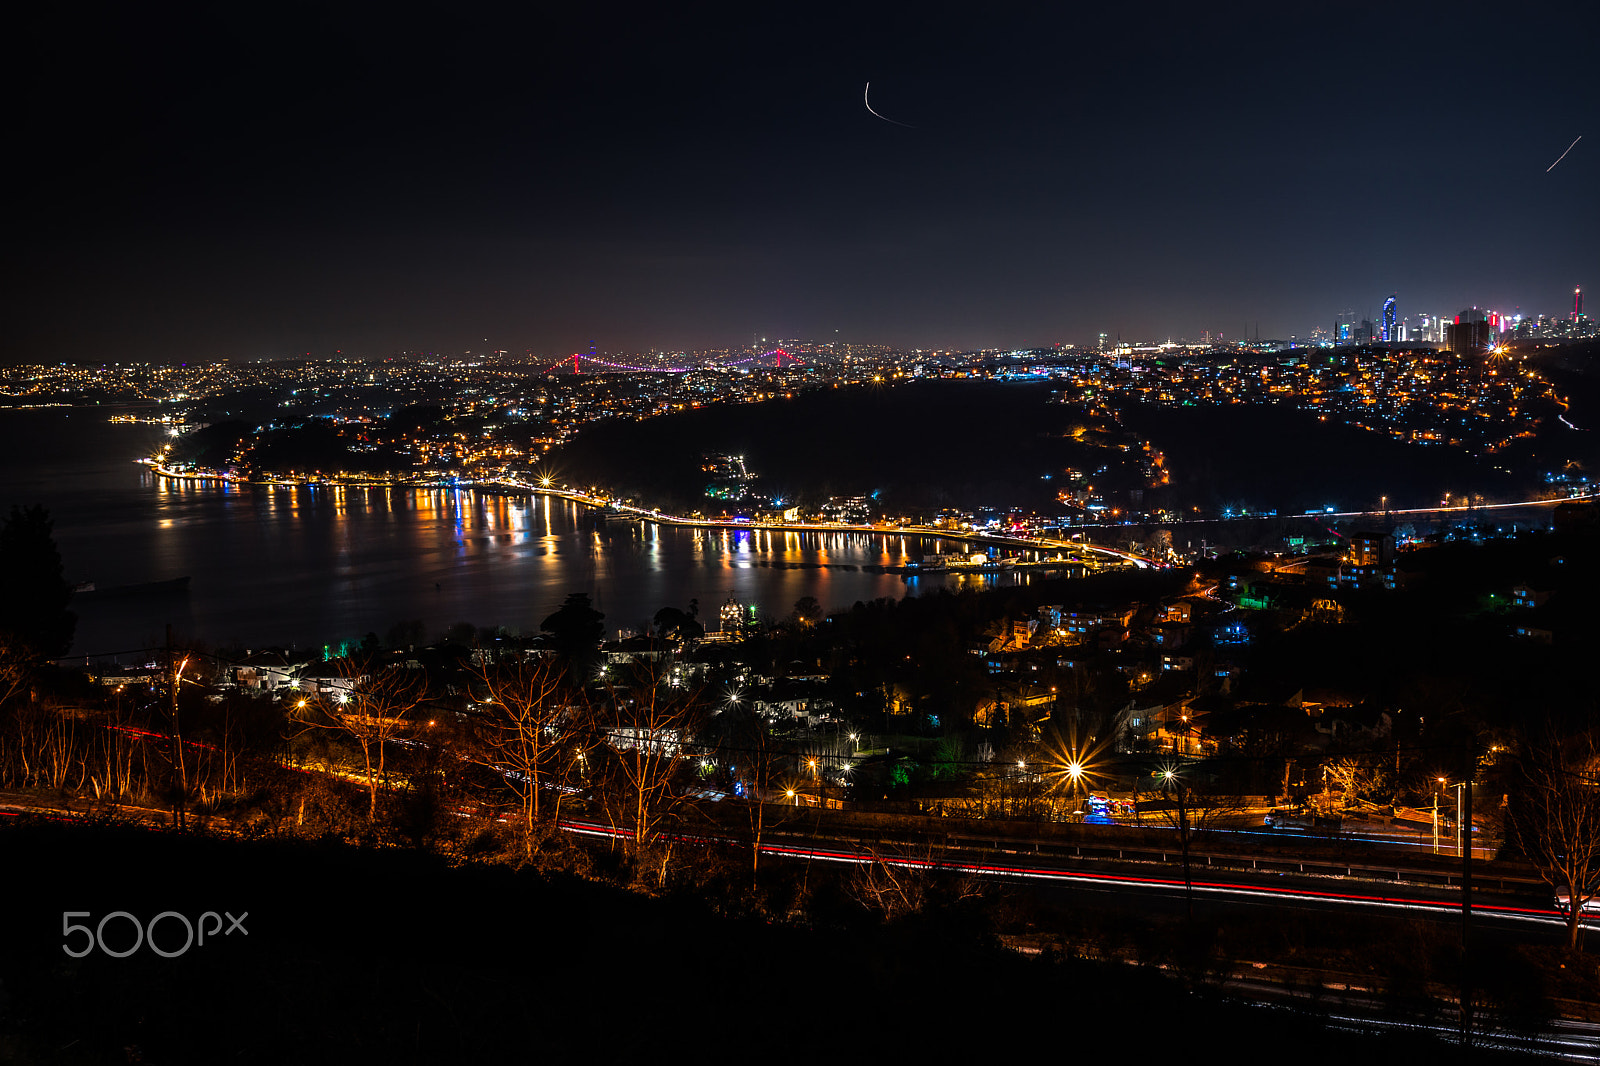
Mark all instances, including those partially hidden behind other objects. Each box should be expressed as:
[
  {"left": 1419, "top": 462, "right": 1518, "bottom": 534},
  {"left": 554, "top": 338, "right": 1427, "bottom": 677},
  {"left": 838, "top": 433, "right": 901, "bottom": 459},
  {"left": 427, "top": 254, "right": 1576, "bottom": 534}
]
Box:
[
  {"left": 498, "top": 479, "right": 1167, "bottom": 567},
  {"left": 562, "top": 815, "right": 1595, "bottom": 1058}
]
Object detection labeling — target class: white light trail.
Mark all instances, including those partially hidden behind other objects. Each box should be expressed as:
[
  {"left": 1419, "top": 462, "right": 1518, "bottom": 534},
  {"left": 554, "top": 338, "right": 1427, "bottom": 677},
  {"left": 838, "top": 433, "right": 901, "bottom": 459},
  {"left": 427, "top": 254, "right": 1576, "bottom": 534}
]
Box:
[{"left": 1547, "top": 135, "right": 1582, "bottom": 172}]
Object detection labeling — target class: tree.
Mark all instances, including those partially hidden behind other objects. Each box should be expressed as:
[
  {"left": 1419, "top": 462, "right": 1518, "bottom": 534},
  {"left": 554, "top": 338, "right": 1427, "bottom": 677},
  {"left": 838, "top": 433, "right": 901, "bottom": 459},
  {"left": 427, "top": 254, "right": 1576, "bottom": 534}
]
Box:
[
  {"left": 720, "top": 704, "right": 784, "bottom": 877},
  {"left": 444, "top": 621, "right": 478, "bottom": 647},
  {"left": 1140, "top": 766, "right": 1249, "bottom": 921},
  {"left": 791, "top": 596, "right": 824, "bottom": 628},
  {"left": 590, "top": 663, "right": 706, "bottom": 876},
  {"left": 0, "top": 507, "right": 76, "bottom": 795},
  {"left": 384, "top": 618, "right": 426, "bottom": 651},
  {"left": 0, "top": 505, "right": 76, "bottom": 685},
  {"left": 652, "top": 606, "right": 703, "bottom": 642},
  {"left": 1324, "top": 756, "right": 1391, "bottom": 809},
  {"left": 849, "top": 843, "right": 984, "bottom": 922},
  {"left": 291, "top": 656, "right": 429, "bottom": 820},
  {"left": 470, "top": 654, "right": 587, "bottom": 859},
  {"left": 541, "top": 593, "right": 605, "bottom": 679},
  {"left": 1146, "top": 529, "right": 1174, "bottom": 560},
  {"left": 1508, "top": 726, "right": 1600, "bottom": 949}
]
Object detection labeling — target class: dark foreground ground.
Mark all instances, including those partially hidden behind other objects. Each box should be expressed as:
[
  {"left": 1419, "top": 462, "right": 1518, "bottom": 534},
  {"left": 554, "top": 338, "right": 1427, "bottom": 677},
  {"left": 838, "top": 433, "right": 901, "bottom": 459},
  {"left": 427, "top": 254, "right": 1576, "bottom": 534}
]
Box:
[{"left": 0, "top": 820, "right": 1562, "bottom": 1065}]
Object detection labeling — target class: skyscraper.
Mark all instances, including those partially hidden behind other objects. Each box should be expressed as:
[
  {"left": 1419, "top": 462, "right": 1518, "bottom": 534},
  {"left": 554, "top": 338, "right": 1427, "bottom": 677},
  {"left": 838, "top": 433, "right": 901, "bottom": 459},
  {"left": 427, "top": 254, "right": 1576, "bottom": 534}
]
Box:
[
  {"left": 1335, "top": 309, "right": 1356, "bottom": 344},
  {"left": 1446, "top": 309, "right": 1491, "bottom": 356},
  {"left": 1381, "top": 295, "right": 1397, "bottom": 343},
  {"left": 1576, "top": 285, "right": 1585, "bottom": 322}
]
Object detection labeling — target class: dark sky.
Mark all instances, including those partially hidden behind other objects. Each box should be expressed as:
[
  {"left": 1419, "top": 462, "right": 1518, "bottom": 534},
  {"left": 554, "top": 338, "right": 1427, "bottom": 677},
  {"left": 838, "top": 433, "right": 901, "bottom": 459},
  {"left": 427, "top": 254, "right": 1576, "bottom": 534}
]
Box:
[{"left": 9, "top": 2, "right": 1596, "bottom": 363}]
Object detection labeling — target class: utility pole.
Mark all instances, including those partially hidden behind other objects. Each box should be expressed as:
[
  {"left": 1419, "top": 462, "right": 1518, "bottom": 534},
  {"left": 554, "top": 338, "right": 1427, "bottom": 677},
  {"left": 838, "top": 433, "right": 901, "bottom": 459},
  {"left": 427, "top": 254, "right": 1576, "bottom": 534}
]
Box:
[
  {"left": 1177, "top": 783, "right": 1193, "bottom": 922},
  {"left": 167, "top": 624, "right": 187, "bottom": 829},
  {"left": 1163, "top": 770, "right": 1194, "bottom": 922}
]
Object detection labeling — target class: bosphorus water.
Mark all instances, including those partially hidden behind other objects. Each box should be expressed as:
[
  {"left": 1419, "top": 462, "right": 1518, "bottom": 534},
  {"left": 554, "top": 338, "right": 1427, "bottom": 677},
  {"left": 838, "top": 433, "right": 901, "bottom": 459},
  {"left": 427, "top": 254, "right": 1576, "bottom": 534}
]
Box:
[{"left": 2, "top": 408, "right": 1007, "bottom": 656}]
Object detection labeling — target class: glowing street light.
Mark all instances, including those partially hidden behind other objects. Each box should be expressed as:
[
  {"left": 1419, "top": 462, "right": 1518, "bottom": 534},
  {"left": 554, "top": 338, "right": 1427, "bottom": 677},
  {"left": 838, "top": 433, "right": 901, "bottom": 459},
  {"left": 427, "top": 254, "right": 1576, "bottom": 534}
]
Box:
[{"left": 1434, "top": 776, "right": 1447, "bottom": 853}]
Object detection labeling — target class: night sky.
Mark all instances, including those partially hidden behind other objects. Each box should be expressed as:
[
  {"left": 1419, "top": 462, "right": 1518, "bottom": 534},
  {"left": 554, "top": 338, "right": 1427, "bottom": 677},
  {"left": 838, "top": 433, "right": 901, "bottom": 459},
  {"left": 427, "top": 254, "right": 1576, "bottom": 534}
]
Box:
[{"left": 9, "top": 2, "right": 1596, "bottom": 363}]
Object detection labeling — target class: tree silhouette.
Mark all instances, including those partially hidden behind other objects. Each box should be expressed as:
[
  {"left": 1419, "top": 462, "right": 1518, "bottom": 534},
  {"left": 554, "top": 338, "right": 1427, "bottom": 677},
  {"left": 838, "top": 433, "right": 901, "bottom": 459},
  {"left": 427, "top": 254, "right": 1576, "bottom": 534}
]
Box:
[
  {"left": 652, "top": 605, "right": 703, "bottom": 642},
  {"left": 541, "top": 593, "right": 605, "bottom": 679},
  {"left": 470, "top": 655, "right": 589, "bottom": 859},
  {"left": 0, "top": 504, "right": 76, "bottom": 661},
  {"left": 791, "top": 596, "right": 824, "bottom": 627},
  {"left": 1508, "top": 726, "right": 1600, "bottom": 949},
  {"left": 722, "top": 704, "right": 784, "bottom": 877}
]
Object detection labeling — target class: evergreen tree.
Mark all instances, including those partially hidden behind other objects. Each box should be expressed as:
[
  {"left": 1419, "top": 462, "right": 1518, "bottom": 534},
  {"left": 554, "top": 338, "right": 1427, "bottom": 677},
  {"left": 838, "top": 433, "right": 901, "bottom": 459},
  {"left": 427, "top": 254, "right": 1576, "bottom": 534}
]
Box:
[
  {"left": 541, "top": 593, "right": 605, "bottom": 678},
  {"left": 0, "top": 504, "right": 75, "bottom": 660}
]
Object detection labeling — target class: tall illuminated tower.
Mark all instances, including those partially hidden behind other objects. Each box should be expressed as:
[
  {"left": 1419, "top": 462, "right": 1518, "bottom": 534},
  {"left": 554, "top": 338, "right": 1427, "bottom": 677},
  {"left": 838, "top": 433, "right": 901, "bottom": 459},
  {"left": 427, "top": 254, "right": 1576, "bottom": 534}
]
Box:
[
  {"left": 1381, "top": 295, "right": 1397, "bottom": 343},
  {"left": 1576, "top": 286, "right": 1585, "bottom": 322}
]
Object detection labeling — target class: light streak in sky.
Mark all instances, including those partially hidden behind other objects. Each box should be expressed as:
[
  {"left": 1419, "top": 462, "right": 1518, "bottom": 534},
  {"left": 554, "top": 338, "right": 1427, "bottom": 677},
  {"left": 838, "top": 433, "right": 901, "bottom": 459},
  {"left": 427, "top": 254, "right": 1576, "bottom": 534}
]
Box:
[
  {"left": 863, "top": 82, "right": 915, "bottom": 128},
  {"left": 1546, "top": 135, "right": 1581, "bottom": 172}
]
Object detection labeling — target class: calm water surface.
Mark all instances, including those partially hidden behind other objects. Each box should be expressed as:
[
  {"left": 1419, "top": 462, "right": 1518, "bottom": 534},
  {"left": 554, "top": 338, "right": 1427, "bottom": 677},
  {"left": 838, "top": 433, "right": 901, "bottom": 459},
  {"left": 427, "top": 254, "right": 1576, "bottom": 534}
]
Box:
[{"left": 1, "top": 409, "right": 1015, "bottom": 655}]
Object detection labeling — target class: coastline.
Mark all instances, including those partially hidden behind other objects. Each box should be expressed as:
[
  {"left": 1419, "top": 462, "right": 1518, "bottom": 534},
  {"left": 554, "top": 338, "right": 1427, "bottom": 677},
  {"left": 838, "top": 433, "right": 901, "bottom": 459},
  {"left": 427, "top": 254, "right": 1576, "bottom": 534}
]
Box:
[{"left": 138, "top": 457, "right": 1150, "bottom": 568}]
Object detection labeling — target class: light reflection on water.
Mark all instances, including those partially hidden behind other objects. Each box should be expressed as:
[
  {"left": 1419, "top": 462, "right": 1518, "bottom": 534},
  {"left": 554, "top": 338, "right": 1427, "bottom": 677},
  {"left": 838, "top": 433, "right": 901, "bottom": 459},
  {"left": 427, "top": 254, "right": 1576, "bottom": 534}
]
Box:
[
  {"left": 91, "top": 479, "right": 1033, "bottom": 653},
  {"left": 0, "top": 409, "right": 1045, "bottom": 656}
]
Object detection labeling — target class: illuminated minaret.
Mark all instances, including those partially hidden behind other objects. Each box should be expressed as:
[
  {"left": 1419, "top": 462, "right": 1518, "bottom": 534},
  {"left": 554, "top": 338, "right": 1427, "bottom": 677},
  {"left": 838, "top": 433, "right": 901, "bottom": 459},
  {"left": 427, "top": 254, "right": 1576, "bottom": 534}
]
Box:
[{"left": 1575, "top": 285, "right": 1585, "bottom": 322}]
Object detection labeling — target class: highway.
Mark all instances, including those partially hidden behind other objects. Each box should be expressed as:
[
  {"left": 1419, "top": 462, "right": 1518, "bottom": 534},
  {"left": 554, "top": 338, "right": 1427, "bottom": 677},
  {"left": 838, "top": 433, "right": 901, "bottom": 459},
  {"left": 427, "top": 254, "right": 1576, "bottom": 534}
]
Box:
[
  {"left": 561, "top": 814, "right": 1597, "bottom": 1059},
  {"left": 558, "top": 816, "right": 1563, "bottom": 932}
]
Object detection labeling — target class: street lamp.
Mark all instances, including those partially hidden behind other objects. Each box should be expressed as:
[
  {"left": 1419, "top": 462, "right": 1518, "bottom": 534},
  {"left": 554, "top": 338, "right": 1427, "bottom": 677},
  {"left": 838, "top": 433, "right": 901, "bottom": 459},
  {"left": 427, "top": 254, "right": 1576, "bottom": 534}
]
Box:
[
  {"left": 1448, "top": 780, "right": 1467, "bottom": 856},
  {"left": 1434, "top": 776, "right": 1446, "bottom": 854},
  {"left": 1159, "top": 766, "right": 1194, "bottom": 921}
]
